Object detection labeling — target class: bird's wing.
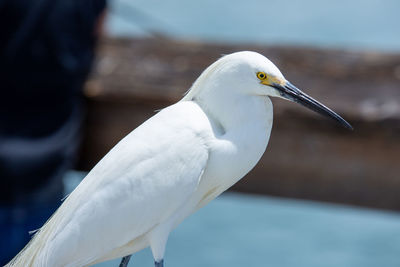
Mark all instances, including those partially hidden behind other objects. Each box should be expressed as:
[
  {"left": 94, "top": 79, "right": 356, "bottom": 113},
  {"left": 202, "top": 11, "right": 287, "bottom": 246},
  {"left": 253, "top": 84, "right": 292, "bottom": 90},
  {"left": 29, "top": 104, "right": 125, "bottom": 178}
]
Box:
[{"left": 22, "top": 101, "right": 212, "bottom": 267}]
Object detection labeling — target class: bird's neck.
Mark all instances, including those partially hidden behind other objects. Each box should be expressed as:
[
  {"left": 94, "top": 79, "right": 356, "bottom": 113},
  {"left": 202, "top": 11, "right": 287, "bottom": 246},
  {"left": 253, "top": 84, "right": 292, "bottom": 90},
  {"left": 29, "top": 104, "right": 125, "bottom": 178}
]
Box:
[
  {"left": 192, "top": 89, "right": 273, "bottom": 135},
  {"left": 191, "top": 90, "right": 274, "bottom": 193}
]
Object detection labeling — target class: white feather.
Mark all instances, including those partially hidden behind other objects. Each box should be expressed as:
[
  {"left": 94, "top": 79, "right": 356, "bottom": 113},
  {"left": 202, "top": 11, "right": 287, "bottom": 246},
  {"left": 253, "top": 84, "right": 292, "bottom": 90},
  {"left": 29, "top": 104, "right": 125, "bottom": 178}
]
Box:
[{"left": 7, "top": 101, "right": 212, "bottom": 266}]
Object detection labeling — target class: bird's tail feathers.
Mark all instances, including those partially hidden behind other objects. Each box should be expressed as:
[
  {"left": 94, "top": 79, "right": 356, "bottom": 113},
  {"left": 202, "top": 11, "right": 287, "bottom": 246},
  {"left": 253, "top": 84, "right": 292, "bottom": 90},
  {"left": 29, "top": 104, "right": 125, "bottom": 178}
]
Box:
[{"left": 5, "top": 195, "right": 75, "bottom": 267}]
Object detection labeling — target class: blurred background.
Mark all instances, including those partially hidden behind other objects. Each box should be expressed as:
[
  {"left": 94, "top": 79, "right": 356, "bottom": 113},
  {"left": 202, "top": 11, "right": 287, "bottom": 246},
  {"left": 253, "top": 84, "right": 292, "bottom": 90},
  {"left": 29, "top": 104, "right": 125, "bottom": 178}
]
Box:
[{"left": 1, "top": 0, "right": 399, "bottom": 266}]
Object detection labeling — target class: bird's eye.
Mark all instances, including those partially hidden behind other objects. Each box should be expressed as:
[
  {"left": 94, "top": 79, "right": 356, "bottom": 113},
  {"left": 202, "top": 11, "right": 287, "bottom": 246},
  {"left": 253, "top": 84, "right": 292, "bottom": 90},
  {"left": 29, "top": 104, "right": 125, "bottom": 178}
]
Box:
[{"left": 257, "top": 72, "right": 267, "bottom": 80}]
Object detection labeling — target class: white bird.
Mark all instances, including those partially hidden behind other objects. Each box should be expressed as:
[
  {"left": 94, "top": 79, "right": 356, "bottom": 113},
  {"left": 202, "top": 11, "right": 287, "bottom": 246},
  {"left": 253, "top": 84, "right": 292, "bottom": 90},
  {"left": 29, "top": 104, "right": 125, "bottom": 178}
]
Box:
[{"left": 6, "top": 51, "right": 351, "bottom": 267}]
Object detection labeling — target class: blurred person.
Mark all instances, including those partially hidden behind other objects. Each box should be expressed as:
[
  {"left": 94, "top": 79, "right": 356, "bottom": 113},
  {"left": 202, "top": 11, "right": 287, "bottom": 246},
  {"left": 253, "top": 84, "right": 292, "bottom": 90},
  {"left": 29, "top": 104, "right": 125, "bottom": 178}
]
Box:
[{"left": 0, "top": 0, "right": 107, "bottom": 264}]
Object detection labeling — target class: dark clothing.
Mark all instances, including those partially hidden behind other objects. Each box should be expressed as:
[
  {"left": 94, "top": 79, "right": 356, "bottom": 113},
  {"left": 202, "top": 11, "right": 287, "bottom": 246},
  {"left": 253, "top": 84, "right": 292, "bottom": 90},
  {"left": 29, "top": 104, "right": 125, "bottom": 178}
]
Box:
[
  {"left": 0, "top": 0, "right": 106, "bottom": 202},
  {"left": 0, "top": 0, "right": 106, "bottom": 263}
]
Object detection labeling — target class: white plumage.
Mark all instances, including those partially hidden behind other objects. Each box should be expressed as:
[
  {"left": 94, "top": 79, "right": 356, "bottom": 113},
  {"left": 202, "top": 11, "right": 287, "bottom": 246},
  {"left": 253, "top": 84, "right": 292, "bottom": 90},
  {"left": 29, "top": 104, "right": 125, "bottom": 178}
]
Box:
[{"left": 7, "top": 51, "right": 350, "bottom": 267}]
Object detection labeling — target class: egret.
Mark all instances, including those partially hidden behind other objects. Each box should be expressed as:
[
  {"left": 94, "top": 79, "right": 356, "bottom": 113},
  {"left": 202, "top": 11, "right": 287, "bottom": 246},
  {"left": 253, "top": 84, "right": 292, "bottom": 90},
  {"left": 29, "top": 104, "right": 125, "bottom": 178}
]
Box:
[{"left": 7, "top": 51, "right": 351, "bottom": 267}]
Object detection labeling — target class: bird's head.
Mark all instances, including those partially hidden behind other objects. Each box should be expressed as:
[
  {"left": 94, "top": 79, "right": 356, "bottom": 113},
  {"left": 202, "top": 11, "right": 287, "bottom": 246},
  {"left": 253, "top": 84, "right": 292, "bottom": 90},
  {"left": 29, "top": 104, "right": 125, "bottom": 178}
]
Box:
[{"left": 184, "top": 51, "right": 352, "bottom": 130}]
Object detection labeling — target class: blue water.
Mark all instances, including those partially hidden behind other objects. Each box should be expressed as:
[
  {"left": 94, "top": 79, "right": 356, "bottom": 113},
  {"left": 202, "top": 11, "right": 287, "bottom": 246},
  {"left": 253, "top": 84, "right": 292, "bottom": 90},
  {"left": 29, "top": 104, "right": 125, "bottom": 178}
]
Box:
[
  {"left": 106, "top": 0, "right": 400, "bottom": 52},
  {"left": 64, "top": 171, "right": 400, "bottom": 267}
]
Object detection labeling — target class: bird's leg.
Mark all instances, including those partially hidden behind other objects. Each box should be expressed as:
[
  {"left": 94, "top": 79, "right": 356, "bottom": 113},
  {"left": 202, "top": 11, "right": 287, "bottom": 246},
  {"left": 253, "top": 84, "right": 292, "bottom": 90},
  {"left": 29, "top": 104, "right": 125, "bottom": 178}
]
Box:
[
  {"left": 154, "top": 259, "right": 164, "bottom": 267},
  {"left": 119, "top": 255, "right": 132, "bottom": 267}
]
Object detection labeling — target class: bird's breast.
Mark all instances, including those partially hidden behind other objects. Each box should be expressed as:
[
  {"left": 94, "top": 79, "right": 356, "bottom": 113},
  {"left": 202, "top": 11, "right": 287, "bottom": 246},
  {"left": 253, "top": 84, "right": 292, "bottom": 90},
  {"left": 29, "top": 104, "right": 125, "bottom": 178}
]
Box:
[{"left": 194, "top": 97, "right": 273, "bottom": 207}]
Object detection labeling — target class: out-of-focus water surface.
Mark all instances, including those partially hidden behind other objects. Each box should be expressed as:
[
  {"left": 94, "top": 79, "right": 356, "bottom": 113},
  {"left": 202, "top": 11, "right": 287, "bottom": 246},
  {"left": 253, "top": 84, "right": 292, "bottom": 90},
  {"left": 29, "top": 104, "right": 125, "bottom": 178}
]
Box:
[
  {"left": 106, "top": 0, "right": 400, "bottom": 52},
  {"left": 64, "top": 171, "right": 400, "bottom": 267}
]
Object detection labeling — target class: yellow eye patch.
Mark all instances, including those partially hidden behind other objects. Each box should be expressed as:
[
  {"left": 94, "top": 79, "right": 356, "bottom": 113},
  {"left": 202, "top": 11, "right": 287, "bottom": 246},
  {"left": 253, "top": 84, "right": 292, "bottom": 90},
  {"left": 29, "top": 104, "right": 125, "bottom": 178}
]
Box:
[
  {"left": 256, "top": 72, "right": 267, "bottom": 80},
  {"left": 257, "top": 71, "right": 285, "bottom": 86}
]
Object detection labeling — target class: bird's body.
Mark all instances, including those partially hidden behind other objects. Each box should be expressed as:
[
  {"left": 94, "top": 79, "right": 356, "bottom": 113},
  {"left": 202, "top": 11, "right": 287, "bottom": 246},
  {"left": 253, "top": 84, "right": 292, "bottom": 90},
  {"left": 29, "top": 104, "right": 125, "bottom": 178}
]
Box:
[{"left": 7, "top": 51, "right": 350, "bottom": 267}]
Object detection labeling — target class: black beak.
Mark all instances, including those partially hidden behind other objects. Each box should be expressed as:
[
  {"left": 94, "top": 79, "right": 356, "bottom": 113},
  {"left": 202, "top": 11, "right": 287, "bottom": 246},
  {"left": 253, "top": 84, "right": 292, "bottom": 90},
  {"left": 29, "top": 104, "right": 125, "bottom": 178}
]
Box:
[{"left": 272, "top": 81, "right": 353, "bottom": 130}]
